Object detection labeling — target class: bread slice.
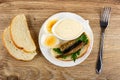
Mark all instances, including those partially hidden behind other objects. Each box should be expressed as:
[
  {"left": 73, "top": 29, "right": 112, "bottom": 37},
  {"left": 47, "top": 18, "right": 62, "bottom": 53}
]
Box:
[
  {"left": 3, "top": 27, "right": 37, "bottom": 61},
  {"left": 10, "top": 14, "right": 36, "bottom": 52}
]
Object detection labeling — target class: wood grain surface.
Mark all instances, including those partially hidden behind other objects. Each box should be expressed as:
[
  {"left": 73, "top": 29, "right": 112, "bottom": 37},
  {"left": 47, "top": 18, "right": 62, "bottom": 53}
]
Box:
[{"left": 0, "top": 0, "right": 120, "bottom": 80}]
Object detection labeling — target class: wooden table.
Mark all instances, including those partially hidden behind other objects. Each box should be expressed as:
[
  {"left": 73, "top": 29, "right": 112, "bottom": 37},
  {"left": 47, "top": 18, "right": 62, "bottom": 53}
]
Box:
[{"left": 0, "top": 0, "right": 120, "bottom": 80}]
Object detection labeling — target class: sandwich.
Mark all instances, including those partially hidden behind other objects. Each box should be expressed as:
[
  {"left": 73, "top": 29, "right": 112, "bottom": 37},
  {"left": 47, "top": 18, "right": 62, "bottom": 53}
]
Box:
[{"left": 51, "top": 32, "right": 90, "bottom": 61}]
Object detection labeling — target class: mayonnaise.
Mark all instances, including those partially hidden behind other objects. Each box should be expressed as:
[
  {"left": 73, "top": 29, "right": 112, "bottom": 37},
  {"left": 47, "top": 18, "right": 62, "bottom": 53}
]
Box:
[{"left": 52, "top": 18, "right": 84, "bottom": 40}]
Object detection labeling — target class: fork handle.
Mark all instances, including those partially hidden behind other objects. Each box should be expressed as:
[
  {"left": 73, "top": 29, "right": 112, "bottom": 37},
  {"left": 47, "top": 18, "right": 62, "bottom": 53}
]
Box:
[{"left": 96, "top": 29, "right": 105, "bottom": 74}]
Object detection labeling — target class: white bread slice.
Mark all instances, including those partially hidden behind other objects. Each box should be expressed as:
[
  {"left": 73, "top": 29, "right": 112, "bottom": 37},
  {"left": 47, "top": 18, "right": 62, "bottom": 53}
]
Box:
[
  {"left": 3, "top": 27, "right": 37, "bottom": 61},
  {"left": 10, "top": 14, "right": 36, "bottom": 52}
]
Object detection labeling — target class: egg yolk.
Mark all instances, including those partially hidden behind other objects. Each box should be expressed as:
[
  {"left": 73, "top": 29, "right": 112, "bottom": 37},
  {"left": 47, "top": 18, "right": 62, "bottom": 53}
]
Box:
[
  {"left": 44, "top": 36, "right": 57, "bottom": 47},
  {"left": 47, "top": 20, "right": 57, "bottom": 33}
]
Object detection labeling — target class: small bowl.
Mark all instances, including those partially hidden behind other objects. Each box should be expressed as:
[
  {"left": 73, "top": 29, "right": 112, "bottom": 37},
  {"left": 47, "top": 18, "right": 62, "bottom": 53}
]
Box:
[{"left": 52, "top": 18, "right": 84, "bottom": 40}]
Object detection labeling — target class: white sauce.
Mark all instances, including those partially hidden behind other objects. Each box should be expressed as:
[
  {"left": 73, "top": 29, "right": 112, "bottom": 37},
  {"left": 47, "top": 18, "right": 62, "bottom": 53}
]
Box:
[{"left": 52, "top": 18, "right": 84, "bottom": 40}]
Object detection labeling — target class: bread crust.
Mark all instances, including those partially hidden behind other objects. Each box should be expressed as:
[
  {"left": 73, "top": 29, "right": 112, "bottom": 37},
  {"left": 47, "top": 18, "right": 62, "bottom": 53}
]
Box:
[
  {"left": 2, "top": 27, "right": 37, "bottom": 61},
  {"left": 10, "top": 14, "right": 36, "bottom": 53}
]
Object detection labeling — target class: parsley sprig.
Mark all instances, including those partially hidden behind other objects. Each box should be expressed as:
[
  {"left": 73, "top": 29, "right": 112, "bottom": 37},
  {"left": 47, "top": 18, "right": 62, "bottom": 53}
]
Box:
[
  {"left": 53, "top": 48, "right": 62, "bottom": 54},
  {"left": 76, "top": 33, "right": 88, "bottom": 44},
  {"left": 71, "top": 50, "right": 81, "bottom": 62}
]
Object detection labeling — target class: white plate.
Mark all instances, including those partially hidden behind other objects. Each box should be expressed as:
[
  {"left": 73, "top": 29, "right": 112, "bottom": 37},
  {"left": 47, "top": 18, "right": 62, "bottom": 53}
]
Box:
[{"left": 38, "top": 12, "right": 94, "bottom": 67}]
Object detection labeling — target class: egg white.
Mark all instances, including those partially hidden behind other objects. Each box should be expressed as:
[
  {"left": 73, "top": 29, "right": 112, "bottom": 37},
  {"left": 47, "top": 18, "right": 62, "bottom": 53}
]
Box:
[{"left": 41, "top": 34, "right": 60, "bottom": 48}]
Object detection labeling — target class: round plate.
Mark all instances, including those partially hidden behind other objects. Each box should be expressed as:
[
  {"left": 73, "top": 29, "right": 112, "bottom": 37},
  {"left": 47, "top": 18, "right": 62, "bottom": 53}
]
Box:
[{"left": 38, "top": 12, "right": 94, "bottom": 67}]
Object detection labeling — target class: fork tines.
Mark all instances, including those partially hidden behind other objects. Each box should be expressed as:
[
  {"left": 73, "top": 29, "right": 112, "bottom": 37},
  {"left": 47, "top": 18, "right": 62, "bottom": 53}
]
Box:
[{"left": 101, "top": 7, "right": 111, "bottom": 22}]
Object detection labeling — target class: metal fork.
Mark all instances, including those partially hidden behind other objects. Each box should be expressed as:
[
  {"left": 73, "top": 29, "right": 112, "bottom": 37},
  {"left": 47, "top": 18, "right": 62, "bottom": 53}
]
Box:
[{"left": 96, "top": 7, "right": 111, "bottom": 74}]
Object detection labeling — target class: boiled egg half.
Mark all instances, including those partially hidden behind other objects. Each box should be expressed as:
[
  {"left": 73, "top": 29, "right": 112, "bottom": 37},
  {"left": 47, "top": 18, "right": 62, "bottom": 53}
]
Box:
[
  {"left": 41, "top": 34, "right": 60, "bottom": 48},
  {"left": 44, "top": 20, "right": 57, "bottom": 33}
]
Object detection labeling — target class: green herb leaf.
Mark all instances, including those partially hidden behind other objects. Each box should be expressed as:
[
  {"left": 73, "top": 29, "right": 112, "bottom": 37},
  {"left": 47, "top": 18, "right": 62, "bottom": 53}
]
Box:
[
  {"left": 84, "top": 39, "right": 88, "bottom": 44},
  {"left": 71, "top": 49, "right": 81, "bottom": 62},
  {"left": 71, "top": 53, "right": 77, "bottom": 62},
  {"left": 62, "top": 55, "right": 67, "bottom": 59},
  {"left": 53, "top": 48, "right": 62, "bottom": 54},
  {"left": 76, "top": 33, "right": 88, "bottom": 44}
]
